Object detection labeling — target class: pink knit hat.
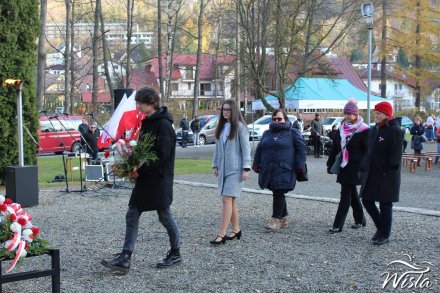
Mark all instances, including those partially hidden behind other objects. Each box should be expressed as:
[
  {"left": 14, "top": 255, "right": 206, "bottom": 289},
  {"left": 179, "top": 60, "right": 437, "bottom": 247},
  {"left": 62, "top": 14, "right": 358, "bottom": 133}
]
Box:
[{"left": 343, "top": 97, "right": 359, "bottom": 116}]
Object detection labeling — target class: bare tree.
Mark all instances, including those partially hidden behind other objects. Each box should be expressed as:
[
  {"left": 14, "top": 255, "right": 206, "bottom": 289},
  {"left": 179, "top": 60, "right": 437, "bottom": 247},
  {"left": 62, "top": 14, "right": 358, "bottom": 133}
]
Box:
[
  {"left": 126, "top": 0, "right": 135, "bottom": 88},
  {"left": 380, "top": 0, "right": 387, "bottom": 98},
  {"left": 193, "top": 0, "right": 204, "bottom": 118},
  {"left": 37, "top": 0, "right": 47, "bottom": 112},
  {"left": 92, "top": 0, "right": 101, "bottom": 112},
  {"left": 157, "top": 0, "right": 164, "bottom": 104},
  {"left": 64, "top": 0, "right": 72, "bottom": 113},
  {"left": 236, "top": 0, "right": 364, "bottom": 111},
  {"left": 99, "top": 2, "right": 115, "bottom": 109}
]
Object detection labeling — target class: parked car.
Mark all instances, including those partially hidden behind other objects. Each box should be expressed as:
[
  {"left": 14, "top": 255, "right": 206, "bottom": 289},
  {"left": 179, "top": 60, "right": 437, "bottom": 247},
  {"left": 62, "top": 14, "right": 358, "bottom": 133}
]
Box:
[
  {"left": 322, "top": 116, "right": 344, "bottom": 133},
  {"left": 248, "top": 114, "right": 297, "bottom": 140},
  {"left": 38, "top": 116, "right": 83, "bottom": 154},
  {"left": 176, "top": 115, "right": 218, "bottom": 146}
]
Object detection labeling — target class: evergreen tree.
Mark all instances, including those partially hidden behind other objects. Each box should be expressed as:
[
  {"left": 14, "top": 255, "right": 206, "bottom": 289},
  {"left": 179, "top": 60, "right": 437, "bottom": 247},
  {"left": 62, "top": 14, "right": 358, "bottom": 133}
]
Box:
[
  {"left": 388, "top": 0, "right": 440, "bottom": 110},
  {"left": 0, "top": 1, "right": 40, "bottom": 183}
]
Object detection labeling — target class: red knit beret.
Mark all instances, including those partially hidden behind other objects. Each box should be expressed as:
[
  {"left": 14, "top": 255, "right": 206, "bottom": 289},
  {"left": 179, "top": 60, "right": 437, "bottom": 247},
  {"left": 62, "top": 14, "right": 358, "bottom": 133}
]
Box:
[{"left": 374, "top": 101, "right": 393, "bottom": 117}]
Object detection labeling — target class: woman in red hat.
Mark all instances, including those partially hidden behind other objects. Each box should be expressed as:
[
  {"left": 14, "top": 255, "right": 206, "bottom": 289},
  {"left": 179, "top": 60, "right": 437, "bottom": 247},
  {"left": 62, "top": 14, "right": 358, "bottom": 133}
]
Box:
[{"left": 359, "top": 101, "right": 403, "bottom": 246}]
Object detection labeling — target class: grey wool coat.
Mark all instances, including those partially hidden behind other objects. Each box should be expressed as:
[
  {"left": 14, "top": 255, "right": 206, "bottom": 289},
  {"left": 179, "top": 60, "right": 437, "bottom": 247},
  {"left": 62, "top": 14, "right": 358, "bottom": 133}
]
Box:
[{"left": 212, "top": 122, "right": 251, "bottom": 196}]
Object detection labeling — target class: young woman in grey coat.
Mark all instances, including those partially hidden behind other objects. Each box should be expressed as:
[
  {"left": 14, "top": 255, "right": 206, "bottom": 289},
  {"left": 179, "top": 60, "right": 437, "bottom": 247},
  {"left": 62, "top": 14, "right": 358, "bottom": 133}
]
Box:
[{"left": 211, "top": 99, "right": 251, "bottom": 244}]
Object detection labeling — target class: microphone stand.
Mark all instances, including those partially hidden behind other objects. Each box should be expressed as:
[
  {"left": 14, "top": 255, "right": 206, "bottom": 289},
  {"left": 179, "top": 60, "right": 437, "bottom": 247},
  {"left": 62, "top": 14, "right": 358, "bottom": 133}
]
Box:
[
  {"left": 55, "top": 115, "right": 89, "bottom": 193},
  {"left": 87, "top": 113, "right": 124, "bottom": 189},
  {"left": 41, "top": 111, "right": 70, "bottom": 193}
]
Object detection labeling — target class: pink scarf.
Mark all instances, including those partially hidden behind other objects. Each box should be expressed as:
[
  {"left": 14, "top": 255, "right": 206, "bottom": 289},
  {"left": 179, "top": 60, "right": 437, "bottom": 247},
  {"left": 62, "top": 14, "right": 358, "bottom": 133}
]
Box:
[{"left": 340, "top": 116, "right": 369, "bottom": 168}]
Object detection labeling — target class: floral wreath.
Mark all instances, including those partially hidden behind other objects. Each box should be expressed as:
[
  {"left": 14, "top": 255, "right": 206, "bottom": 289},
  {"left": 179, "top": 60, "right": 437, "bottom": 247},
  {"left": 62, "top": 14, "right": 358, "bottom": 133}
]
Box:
[{"left": 0, "top": 195, "right": 50, "bottom": 272}]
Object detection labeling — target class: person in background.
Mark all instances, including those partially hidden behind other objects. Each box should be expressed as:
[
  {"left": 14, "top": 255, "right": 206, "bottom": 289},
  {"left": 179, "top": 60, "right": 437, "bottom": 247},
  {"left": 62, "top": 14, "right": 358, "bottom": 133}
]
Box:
[
  {"left": 211, "top": 99, "right": 251, "bottom": 244},
  {"left": 435, "top": 126, "right": 440, "bottom": 164},
  {"left": 425, "top": 114, "right": 435, "bottom": 143},
  {"left": 292, "top": 113, "right": 304, "bottom": 132},
  {"left": 401, "top": 125, "right": 408, "bottom": 153},
  {"left": 83, "top": 124, "right": 99, "bottom": 160},
  {"left": 327, "top": 124, "right": 339, "bottom": 144},
  {"left": 90, "top": 122, "right": 100, "bottom": 142},
  {"left": 326, "top": 99, "right": 368, "bottom": 234},
  {"left": 190, "top": 115, "right": 201, "bottom": 147},
  {"left": 311, "top": 113, "right": 324, "bottom": 158},
  {"left": 410, "top": 116, "right": 425, "bottom": 166},
  {"left": 78, "top": 117, "right": 89, "bottom": 150},
  {"left": 101, "top": 87, "right": 182, "bottom": 272},
  {"left": 359, "top": 102, "right": 402, "bottom": 246},
  {"left": 179, "top": 114, "right": 189, "bottom": 148},
  {"left": 253, "top": 108, "right": 307, "bottom": 231},
  {"left": 78, "top": 117, "right": 89, "bottom": 135}
]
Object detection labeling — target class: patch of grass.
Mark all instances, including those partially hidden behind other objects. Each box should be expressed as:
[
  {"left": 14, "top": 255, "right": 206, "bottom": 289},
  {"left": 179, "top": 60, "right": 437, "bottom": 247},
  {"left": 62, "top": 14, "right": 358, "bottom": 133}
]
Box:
[
  {"left": 174, "top": 158, "right": 211, "bottom": 175},
  {"left": 38, "top": 156, "right": 211, "bottom": 187}
]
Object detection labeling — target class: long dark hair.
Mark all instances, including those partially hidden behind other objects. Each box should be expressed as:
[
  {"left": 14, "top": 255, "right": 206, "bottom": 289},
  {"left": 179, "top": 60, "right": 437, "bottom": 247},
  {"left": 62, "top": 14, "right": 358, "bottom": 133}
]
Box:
[{"left": 215, "top": 99, "right": 246, "bottom": 140}]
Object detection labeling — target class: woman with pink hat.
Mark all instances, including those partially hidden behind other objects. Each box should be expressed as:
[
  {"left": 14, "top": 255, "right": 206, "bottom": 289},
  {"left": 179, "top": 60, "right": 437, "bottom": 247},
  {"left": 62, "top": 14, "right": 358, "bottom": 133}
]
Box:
[
  {"left": 359, "top": 101, "right": 403, "bottom": 246},
  {"left": 326, "top": 98, "right": 369, "bottom": 234}
]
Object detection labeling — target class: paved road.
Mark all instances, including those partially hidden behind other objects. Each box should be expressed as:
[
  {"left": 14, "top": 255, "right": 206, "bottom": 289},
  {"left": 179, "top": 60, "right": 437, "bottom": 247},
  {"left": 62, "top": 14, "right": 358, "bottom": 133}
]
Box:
[{"left": 176, "top": 142, "right": 440, "bottom": 212}]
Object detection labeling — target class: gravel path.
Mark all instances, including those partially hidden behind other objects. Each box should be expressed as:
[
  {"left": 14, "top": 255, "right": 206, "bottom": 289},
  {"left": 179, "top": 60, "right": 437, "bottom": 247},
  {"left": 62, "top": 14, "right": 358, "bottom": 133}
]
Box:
[{"left": 1, "top": 182, "right": 439, "bottom": 292}]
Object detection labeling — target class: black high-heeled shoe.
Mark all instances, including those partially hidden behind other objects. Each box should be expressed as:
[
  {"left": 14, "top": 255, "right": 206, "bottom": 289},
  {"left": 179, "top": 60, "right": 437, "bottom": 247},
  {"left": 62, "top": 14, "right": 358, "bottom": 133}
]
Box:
[
  {"left": 225, "top": 230, "right": 242, "bottom": 240},
  {"left": 210, "top": 235, "right": 226, "bottom": 245}
]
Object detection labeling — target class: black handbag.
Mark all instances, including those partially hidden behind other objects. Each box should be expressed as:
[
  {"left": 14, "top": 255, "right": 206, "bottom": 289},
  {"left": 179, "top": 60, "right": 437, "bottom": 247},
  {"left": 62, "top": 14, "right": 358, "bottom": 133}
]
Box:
[
  {"left": 296, "top": 164, "right": 308, "bottom": 182},
  {"left": 330, "top": 152, "right": 342, "bottom": 175}
]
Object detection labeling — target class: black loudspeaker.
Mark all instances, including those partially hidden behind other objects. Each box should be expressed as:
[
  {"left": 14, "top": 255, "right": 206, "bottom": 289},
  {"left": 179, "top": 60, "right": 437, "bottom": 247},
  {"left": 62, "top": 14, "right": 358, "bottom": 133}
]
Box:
[
  {"left": 5, "top": 166, "right": 39, "bottom": 207},
  {"left": 113, "top": 88, "right": 135, "bottom": 110},
  {"left": 85, "top": 165, "right": 104, "bottom": 181}
]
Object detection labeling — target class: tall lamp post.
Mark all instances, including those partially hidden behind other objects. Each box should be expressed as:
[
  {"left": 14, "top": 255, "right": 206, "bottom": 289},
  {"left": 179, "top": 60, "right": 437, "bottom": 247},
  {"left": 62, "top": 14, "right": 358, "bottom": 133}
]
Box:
[
  {"left": 2, "top": 79, "right": 24, "bottom": 166},
  {"left": 361, "top": 2, "right": 374, "bottom": 124}
]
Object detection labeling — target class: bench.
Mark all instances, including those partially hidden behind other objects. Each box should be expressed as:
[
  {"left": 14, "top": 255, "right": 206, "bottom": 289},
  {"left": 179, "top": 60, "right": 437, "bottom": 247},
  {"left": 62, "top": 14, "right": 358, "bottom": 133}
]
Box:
[
  {"left": 402, "top": 152, "right": 439, "bottom": 173},
  {"left": 0, "top": 249, "right": 60, "bottom": 293}
]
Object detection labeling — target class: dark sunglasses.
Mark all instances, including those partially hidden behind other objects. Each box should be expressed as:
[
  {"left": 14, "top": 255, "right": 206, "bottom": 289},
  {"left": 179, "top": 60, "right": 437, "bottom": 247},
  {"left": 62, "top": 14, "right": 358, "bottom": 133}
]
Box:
[
  {"left": 272, "top": 117, "right": 284, "bottom": 122},
  {"left": 222, "top": 108, "right": 232, "bottom": 112}
]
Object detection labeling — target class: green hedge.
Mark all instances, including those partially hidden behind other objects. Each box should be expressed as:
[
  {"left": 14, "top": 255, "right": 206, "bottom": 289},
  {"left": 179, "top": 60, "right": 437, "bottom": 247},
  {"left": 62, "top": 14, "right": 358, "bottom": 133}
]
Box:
[{"left": 0, "top": 1, "right": 40, "bottom": 183}]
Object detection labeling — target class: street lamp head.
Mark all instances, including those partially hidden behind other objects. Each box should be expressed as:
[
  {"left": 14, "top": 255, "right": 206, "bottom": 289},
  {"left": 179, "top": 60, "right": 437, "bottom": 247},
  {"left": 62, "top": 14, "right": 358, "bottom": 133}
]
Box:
[
  {"left": 361, "top": 2, "right": 374, "bottom": 25},
  {"left": 2, "top": 79, "right": 23, "bottom": 87}
]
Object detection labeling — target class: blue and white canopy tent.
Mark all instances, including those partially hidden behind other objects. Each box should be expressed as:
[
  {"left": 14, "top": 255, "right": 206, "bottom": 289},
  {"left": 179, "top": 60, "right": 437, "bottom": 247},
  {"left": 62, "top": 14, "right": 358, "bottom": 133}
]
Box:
[{"left": 252, "top": 77, "right": 388, "bottom": 111}]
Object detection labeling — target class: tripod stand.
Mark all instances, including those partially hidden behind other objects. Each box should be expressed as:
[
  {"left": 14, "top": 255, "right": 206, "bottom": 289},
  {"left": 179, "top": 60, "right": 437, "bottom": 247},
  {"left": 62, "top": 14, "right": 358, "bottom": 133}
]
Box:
[{"left": 56, "top": 114, "right": 92, "bottom": 193}]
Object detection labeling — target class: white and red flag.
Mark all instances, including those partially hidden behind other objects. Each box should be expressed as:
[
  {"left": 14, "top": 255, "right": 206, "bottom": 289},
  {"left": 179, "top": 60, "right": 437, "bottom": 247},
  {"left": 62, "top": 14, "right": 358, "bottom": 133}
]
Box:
[{"left": 97, "top": 90, "right": 146, "bottom": 149}]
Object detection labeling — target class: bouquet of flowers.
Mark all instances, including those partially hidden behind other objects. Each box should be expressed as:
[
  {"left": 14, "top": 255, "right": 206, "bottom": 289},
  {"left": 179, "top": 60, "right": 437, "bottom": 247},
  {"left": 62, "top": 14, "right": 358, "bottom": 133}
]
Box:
[
  {"left": 112, "top": 132, "right": 158, "bottom": 178},
  {"left": 0, "top": 195, "right": 50, "bottom": 272}
]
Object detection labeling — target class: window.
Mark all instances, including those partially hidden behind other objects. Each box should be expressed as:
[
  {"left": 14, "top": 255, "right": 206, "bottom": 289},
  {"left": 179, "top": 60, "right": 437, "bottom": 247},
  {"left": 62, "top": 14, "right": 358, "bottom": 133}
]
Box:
[
  {"left": 200, "top": 83, "right": 211, "bottom": 91},
  {"left": 188, "top": 83, "right": 191, "bottom": 90},
  {"left": 171, "top": 83, "right": 179, "bottom": 91},
  {"left": 394, "top": 84, "right": 398, "bottom": 90},
  {"left": 399, "top": 84, "right": 403, "bottom": 90},
  {"left": 379, "top": 84, "right": 382, "bottom": 90}
]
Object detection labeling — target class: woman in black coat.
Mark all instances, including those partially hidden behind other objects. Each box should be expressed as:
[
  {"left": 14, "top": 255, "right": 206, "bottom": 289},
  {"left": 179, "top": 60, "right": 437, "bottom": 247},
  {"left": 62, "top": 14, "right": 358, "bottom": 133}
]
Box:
[
  {"left": 359, "top": 102, "right": 403, "bottom": 246},
  {"left": 253, "top": 109, "right": 307, "bottom": 231},
  {"left": 410, "top": 116, "right": 425, "bottom": 165},
  {"left": 326, "top": 99, "right": 369, "bottom": 233},
  {"left": 101, "top": 87, "right": 182, "bottom": 273}
]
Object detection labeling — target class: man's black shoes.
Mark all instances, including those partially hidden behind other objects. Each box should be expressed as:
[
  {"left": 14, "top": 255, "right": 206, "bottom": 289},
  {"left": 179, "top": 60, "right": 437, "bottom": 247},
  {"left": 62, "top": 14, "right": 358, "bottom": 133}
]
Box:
[{"left": 156, "top": 249, "right": 182, "bottom": 268}]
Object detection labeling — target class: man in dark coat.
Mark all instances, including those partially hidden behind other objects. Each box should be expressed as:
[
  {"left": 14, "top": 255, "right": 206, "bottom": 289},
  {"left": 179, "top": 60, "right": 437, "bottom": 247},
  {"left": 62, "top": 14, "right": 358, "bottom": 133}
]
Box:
[
  {"left": 311, "top": 113, "right": 324, "bottom": 158},
  {"left": 190, "top": 116, "right": 201, "bottom": 146},
  {"left": 101, "top": 87, "right": 181, "bottom": 273},
  {"left": 179, "top": 114, "right": 189, "bottom": 148},
  {"left": 83, "top": 124, "right": 99, "bottom": 160},
  {"left": 359, "top": 102, "right": 402, "bottom": 246}
]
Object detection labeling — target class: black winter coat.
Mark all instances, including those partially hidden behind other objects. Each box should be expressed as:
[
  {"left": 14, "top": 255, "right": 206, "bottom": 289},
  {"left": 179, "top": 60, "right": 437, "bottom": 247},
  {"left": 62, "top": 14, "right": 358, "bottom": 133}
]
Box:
[
  {"left": 253, "top": 123, "right": 307, "bottom": 192},
  {"left": 359, "top": 118, "right": 403, "bottom": 203},
  {"left": 129, "top": 107, "right": 176, "bottom": 211},
  {"left": 326, "top": 129, "right": 368, "bottom": 186}
]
